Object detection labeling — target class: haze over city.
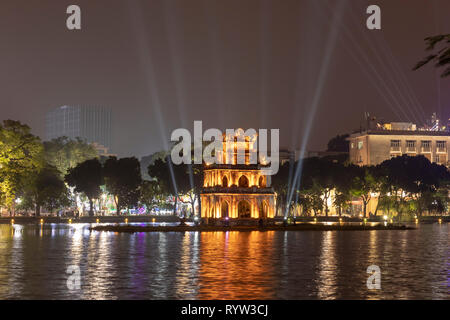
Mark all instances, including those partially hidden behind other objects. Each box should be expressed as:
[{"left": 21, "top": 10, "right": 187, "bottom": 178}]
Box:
[{"left": 1, "top": 0, "right": 449, "bottom": 158}]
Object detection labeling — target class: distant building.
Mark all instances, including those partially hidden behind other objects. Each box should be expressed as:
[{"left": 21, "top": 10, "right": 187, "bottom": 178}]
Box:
[
  {"left": 348, "top": 129, "right": 449, "bottom": 167},
  {"left": 307, "top": 150, "right": 348, "bottom": 160},
  {"left": 279, "top": 148, "right": 296, "bottom": 165},
  {"left": 45, "top": 105, "right": 112, "bottom": 152}
]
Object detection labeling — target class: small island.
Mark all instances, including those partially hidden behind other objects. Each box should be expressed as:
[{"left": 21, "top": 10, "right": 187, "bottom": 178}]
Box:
[{"left": 89, "top": 223, "right": 415, "bottom": 233}]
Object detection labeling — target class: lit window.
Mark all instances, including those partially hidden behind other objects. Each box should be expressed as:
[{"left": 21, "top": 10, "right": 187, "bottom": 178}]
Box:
[
  {"left": 357, "top": 141, "right": 363, "bottom": 150},
  {"left": 435, "top": 155, "right": 441, "bottom": 163},
  {"left": 436, "top": 141, "right": 446, "bottom": 150},
  {"left": 421, "top": 140, "right": 431, "bottom": 149},
  {"left": 406, "top": 140, "right": 416, "bottom": 148}
]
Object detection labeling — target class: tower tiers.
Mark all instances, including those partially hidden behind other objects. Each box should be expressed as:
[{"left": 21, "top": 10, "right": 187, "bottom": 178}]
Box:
[{"left": 200, "top": 166, "right": 276, "bottom": 220}]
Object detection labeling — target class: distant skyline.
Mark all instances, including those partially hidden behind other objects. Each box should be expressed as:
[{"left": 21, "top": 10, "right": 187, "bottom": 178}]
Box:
[
  {"left": 45, "top": 105, "right": 112, "bottom": 150},
  {"left": 1, "top": 0, "right": 449, "bottom": 158}
]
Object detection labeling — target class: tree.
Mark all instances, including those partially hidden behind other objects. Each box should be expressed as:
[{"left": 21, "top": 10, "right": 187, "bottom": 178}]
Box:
[
  {"left": 175, "top": 163, "right": 203, "bottom": 217},
  {"left": 104, "top": 157, "right": 142, "bottom": 215},
  {"left": 299, "top": 182, "right": 324, "bottom": 216},
  {"left": 139, "top": 180, "right": 170, "bottom": 213},
  {"left": 300, "top": 157, "right": 338, "bottom": 217},
  {"left": 148, "top": 157, "right": 179, "bottom": 215},
  {"left": 414, "top": 34, "right": 450, "bottom": 78},
  {"left": 350, "top": 166, "right": 377, "bottom": 218},
  {"left": 65, "top": 158, "right": 103, "bottom": 216},
  {"left": 20, "top": 165, "right": 70, "bottom": 216},
  {"left": 327, "top": 134, "right": 350, "bottom": 152},
  {"left": 271, "top": 161, "right": 292, "bottom": 216},
  {"left": 0, "top": 120, "right": 44, "bottom": 214},
  {"left": 376, "top": 155, "right": 450, "bottom": 219},
  {"left": 43, "top": 136, "right": 98, "bottom": 176},
  {"left": 333, "top": 164, "right": 357, "bottom": 216}
]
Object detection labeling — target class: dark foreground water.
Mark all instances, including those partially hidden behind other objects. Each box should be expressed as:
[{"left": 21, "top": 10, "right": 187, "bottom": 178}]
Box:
[{"left": 0, "top": 223, "right": 448, "bottom": 299}]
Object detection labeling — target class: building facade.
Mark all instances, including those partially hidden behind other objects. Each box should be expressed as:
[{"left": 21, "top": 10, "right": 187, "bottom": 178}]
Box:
[
  {"left": 45, "top": 105, "right": 112, "bottom": 151},
  {"left": 348, "top": 130, "right": 449, "bottom": 167},
  {"left": 200, "top": 130, "right": 276, "bottom": 222}
]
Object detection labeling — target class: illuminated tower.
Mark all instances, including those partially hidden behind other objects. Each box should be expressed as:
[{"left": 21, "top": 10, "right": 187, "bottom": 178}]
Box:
[{"left": 200, "top": 129, "right": 276, "bottom": 223}]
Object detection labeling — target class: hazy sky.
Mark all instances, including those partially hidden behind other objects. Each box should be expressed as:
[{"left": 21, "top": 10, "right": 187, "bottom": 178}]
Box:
[{"left": 1, "top": 0, "right": 449, "bottom": 158}]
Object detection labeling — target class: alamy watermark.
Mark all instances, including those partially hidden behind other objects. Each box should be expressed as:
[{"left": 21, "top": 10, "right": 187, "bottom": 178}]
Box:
[
  {"left": 66, "top": 265, "right": 81, "bottom": 290},
  {"left": 170, "top": 121, "right": 280, "bottom": 175},
  {"left": 366, "top": 265, "right": 381, "bottom": 290}
]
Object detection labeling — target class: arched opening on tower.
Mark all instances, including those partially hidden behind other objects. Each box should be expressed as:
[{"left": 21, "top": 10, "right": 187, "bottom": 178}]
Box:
[
  {"left": 222, "top": 176, "right": 228, "bottom": 187},
  {"left": 258, "top": 176, "right": 266, "bottom": 187},
  {"left": 259, "top": 201, "right": 268, "bottom": 218},
  {"left": 238, "top": 200, "right": 251, "bottom": 218},
  {"left": 221, "top": 201, "right": 229, "bottom": 218},
  {"left": 238, "top": 175, "right": 249, "bottom": 188}
]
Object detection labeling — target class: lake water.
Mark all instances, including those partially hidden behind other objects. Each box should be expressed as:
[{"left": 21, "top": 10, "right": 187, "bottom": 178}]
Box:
[{"left": 0, "top": 223, "right": 448, "bottom": 299}]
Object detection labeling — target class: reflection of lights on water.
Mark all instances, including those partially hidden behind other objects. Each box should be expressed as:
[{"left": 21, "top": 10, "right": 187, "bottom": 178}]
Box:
[
  {"left": 12, "top": 224, "right": 23, "bottom": 238},
  {"left": 40, "top": 219, "right": 44, "bottom": 225},
  {"left": 415, "top": 219, "right": 419, "bottom": 224},
  {"left": 10, "top": 219, "right": 14, "bottom": 225},
  {"left": 124, "top": 218, "right": 128, "bottom": 224},
  {"left": 438, "top": 218, "right": 442, "bottom": 224}
]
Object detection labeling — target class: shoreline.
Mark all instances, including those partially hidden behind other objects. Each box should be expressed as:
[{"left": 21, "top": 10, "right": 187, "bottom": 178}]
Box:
[{"left": 89, "top": 223, "right": 415, "bottom": 233}]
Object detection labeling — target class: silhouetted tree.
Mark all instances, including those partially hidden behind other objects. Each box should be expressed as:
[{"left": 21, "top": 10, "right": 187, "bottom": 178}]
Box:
[
  {"left": 65, "top": 158, "right": 103, "bottom": 216},
  {"left": 350, "top": 166, "right": 377, "bottom": 218},
  {"left": 104, "top": 156, "right": 142, "bottom": 215},
  {"left": 326, "top": 134, "right": 350, "bottom": 152},
  {"left": 414, "top": 34, "right": 450, "bottom": 77},
  {"left": 43, "top": 137, "right": 98, "bottom": 176},
  {"left": 21, "top": 165, "right": 70, "bottom": 216}
]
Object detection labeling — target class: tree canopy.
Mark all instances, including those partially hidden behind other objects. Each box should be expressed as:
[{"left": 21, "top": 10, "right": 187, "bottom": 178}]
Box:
[
  {"left": 65, "top": 158, "right": 103, "bottom": 216},
  {"left": 44, "top": 136, "right": 98, "bottom": 176},
  {"left": 414, "top": 34, "right": 450, "bottom": 77},
  {"left": 0, "top": 120, "right": 44, "bottom": 210},
  {"left": 104, "top": 156, "right": 142, "bottom": 215}
]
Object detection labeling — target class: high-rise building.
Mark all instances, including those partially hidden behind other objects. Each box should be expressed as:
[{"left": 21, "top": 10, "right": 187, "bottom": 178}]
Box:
[{"left": 45, "top": 105, "right": 112, "bottom": 151}]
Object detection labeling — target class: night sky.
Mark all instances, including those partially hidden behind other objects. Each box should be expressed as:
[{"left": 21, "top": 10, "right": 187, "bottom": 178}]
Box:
[{"left": 1, "top": 0, "right": 449, "bottom": 157}]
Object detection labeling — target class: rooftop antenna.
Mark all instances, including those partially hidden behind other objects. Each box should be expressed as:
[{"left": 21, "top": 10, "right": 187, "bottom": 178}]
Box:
[{"left": 364, "top": 111, "right": 370, "bottom": 131}]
